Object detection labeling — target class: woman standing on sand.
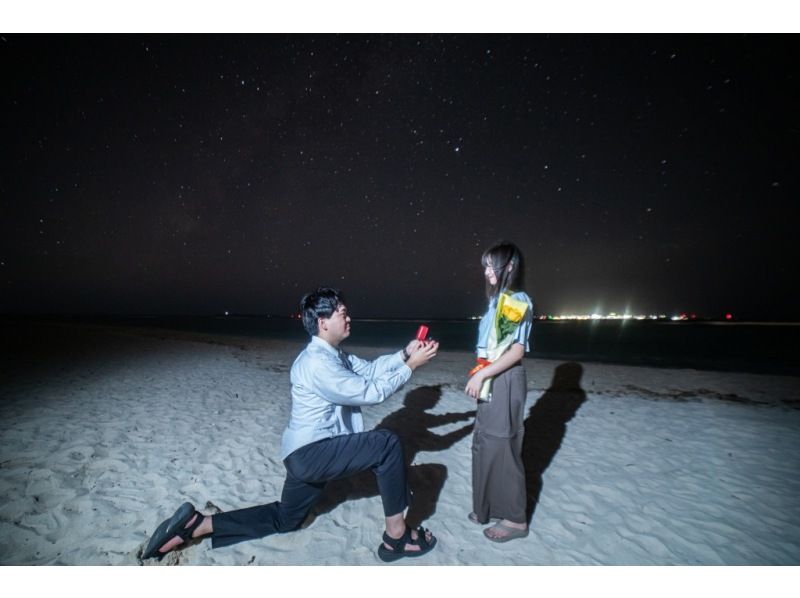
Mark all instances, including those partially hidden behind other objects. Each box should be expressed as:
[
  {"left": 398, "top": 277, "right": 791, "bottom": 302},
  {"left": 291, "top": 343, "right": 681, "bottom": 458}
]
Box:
[{"left": 464, "top": 241, "right": 533, "bottom": 542}]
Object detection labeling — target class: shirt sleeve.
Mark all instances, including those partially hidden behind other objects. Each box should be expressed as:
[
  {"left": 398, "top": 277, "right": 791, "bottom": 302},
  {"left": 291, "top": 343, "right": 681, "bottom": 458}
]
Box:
[
  {"left": 512, "top": 293, "right": 534, "bottom": 351},
  {"left": 312, "top": 352, "right": 412, "bottom": 407},
  {"left": 475, "top": 299, "right": 495, "bottom": 358},
  {"left": 346, "top": 350, "right": 406, "bottom": 379}
]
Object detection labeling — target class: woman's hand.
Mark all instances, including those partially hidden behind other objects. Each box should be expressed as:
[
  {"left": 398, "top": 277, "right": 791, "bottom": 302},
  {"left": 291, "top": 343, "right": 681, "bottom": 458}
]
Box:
[
  {"left": 465, "top": 344, "right": 524, "bottom": 399},
  {"left": 465, "top": 370, "right": 487, "bottom": 400}
]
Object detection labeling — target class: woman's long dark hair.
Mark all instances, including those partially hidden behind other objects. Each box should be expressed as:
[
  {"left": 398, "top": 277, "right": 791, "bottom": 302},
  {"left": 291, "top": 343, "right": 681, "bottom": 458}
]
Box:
[{"left": 481, "top": 241, "right": 525, "bottom": 299}]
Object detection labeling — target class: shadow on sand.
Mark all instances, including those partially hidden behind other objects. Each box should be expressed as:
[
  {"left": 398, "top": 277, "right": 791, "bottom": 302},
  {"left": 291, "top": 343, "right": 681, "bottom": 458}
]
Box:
[
  {"left": 522, "top": 361, "right": 587, "bottom": 524},
  {"left": 307, "top": 385, "right": 475, "bottom": 528}
]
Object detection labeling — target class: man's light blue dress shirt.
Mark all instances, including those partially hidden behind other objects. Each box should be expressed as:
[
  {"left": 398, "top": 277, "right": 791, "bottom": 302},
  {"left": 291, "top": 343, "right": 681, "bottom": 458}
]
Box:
[{"left": 280, "top": 335, "right": 412, "bottom": 459}]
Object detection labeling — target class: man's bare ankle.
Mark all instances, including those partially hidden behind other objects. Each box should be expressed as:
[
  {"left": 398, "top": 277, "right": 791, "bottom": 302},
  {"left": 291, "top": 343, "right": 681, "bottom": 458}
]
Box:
[{"left": 385, "top": 522, "right": 407, "bottom": 539}]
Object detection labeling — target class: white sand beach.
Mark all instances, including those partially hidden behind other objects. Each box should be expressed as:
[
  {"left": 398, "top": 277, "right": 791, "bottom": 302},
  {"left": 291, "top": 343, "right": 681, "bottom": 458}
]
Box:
[{"left": 1, "top": 321, "right": 799, "bottom": 566}]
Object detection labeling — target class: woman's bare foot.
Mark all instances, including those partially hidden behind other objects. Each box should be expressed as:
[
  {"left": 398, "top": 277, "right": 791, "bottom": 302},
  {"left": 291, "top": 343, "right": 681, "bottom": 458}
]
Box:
[{"left": 483, "top": 518, "right": 527, "bottom": 541}]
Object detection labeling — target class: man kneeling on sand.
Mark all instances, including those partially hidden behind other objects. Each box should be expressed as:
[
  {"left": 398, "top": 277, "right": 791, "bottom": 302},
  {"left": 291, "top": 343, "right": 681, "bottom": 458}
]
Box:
[{"left": 143, "top": 287, "right": 439, "bottom": 562}]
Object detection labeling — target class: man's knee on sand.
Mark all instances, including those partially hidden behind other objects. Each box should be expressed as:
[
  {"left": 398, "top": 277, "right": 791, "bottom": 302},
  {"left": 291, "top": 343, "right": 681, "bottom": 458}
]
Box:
[
  {"left": 275, "top": 497, "right": 320, "bottom": 533},
  {"left": 276, "top": 515, "right": 305, "bottom": 533}
]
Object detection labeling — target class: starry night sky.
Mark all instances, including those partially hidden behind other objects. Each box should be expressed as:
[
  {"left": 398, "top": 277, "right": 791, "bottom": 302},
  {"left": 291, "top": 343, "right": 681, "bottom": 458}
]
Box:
[{"left": 2, "top": 34, "right": 797, "bottom": 319}]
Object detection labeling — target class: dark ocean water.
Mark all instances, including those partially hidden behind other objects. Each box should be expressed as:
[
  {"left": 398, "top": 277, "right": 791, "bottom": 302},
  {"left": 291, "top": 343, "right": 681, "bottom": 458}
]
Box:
[{"left": 89, "top": 316, "right": 799, "bottom": 376}]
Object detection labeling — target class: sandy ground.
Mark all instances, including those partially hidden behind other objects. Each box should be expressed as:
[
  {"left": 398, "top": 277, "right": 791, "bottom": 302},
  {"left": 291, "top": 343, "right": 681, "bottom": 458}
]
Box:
[{"left": 1, "top": 321, "right": 798, "bottom": 565}]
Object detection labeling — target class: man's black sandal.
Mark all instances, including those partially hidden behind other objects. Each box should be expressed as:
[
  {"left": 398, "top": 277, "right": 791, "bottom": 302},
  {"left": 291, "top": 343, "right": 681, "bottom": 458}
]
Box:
[
  {"left": 377, "top": 526, "right": 437, "bottom": 562},
  {"left": 142, "top": 502, "right": 204, "bottom": 560}
]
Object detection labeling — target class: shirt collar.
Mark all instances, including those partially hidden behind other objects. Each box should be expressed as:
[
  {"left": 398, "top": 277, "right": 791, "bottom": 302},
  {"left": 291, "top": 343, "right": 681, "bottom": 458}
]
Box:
[{"left": 310, "top": 334, "right": 341, "bottom": 356}]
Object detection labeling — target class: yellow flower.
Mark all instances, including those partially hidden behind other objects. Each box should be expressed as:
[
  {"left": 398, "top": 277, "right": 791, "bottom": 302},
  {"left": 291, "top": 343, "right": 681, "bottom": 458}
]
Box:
[
  {"left": 500, "top": 295, "right": 527, "bottom": 323},
  {"left": 501, "top": 304, "right": 523, "bottom": 322}
]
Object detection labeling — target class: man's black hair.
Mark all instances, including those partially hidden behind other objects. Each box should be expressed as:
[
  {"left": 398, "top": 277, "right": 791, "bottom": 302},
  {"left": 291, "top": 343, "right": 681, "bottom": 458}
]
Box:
[{"left": 300, "top": 287, "right": 345, "bottom": 336}]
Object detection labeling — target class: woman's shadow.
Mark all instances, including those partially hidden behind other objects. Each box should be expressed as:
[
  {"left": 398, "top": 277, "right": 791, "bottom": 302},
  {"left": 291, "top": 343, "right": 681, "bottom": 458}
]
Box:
[
  {"left": 523, "top": 362, "right": 587, "bottom": 524},
  {"left": 306, "top": 385, "right": 475, "bottom": 528}
]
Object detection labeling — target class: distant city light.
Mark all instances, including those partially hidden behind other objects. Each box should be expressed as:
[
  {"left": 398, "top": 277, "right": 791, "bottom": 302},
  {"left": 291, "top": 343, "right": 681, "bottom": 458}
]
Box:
[
  {"left": 539, "top": 312, "right": 668, "bottom": 321},
  {"left": 533, "top": 312, "right": 734, "bottom": 322}
]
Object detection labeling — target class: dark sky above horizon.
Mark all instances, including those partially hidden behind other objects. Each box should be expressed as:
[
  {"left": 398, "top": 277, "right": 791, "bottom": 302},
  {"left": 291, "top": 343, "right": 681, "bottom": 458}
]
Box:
[{"left": 2, "top": 34, "right": 797, "bottom": 319}]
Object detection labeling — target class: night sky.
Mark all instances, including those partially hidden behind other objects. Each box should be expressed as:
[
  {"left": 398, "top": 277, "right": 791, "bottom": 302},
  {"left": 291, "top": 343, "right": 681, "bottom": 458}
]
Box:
[{"left": 2, "top": 34, "right": 797, "bottom": 319}]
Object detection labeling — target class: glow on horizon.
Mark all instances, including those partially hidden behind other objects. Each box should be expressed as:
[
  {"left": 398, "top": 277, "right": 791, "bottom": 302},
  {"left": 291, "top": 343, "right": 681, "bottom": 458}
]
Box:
[
  {"left": 471, "top": 311, "right": 728, "bottom": 321},
  {"left": 538, "top": 312, "right": 671, "bottom": 321}
]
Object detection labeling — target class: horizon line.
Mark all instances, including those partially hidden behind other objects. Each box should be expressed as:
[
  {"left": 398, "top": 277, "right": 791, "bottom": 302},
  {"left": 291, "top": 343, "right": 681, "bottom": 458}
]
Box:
[{"left": 3, "top": 313, "right": 799, "bottom": 325}]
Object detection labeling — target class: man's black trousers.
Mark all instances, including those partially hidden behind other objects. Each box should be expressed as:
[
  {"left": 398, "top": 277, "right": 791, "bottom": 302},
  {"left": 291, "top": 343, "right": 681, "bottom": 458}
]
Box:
[{"left": 210, "top": 428, "right": 409, "bottom": 548}]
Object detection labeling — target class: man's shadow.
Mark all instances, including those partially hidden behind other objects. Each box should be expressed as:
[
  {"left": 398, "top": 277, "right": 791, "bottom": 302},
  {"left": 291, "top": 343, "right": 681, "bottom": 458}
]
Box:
[
  {"left": 522, "top": 362, "right": 587, "bottom": 524},
  {"left": 307, "top": 385, "right": 475, "bottom": 528}
]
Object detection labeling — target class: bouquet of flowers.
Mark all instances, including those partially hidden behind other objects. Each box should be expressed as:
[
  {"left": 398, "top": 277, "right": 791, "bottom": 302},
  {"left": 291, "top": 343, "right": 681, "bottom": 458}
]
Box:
[{"left": 468, "top": 292, "right": 529, "bottom": 401}]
